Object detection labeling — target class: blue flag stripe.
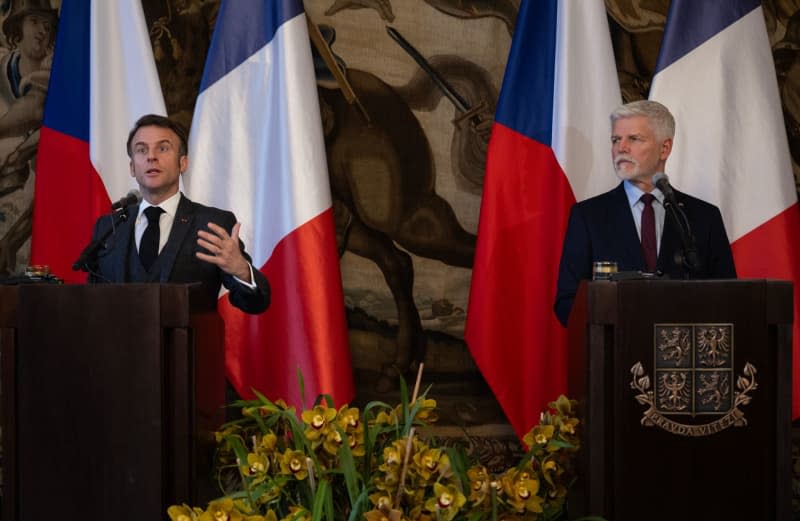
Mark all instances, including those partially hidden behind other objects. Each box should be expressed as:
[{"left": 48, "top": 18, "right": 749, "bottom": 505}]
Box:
[
  {"left": 494, "top": 0, "right": 557, "bottom": 146},
  {"left": 198, "top": 0, "right": 304, "bottom": 92},
  {"left": 654, "top": 0, "right": 760, "bottom": 74},
  {"left": 43, "top": 0, "right": 89, "bottom": 142}
]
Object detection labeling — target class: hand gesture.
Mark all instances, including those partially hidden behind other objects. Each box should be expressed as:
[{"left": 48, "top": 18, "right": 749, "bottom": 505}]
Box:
[{"left": 196, "top": 222, "right": 252, "bottom": 282}]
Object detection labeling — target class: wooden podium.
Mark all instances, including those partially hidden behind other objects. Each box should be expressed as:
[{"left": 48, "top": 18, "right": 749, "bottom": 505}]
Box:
[
  {"left": 567, "top": 279, "right": 792, "bottom": 521},
  {"left": 0, "top": 283, "right": 225, "bottom": 521}
]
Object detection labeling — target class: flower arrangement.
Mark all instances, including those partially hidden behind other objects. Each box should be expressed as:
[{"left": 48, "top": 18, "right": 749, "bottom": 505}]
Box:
[{"left": 168, "top": 371, "right": 585, "bottom": 521}]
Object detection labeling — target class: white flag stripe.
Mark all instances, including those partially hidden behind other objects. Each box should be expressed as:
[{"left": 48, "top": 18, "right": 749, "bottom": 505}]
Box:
[
  {"left": 650, "top": 8, "right": 793, "bottom": 241},
  {"left": 187, "top": 14, "right": 330, "bottom": 264},
  {"left": 90, "top": 1, "right": 166, "bottom": 198},
  {"left": 552, "top": 0, "right": 621, "bottom": 201}
]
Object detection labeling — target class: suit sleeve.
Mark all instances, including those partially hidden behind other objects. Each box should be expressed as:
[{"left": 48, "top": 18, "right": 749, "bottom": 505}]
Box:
[
  {"left": 554, "top": 204, "right": 592, "bottom": 327},
  {"left": 222, "top": 242, "right": 271, "bottom": 314}
]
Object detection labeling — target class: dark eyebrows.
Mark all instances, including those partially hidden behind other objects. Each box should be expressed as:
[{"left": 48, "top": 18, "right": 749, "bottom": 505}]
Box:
[{"left": 133, "top": 139, "right": 174, "bottom": 149}]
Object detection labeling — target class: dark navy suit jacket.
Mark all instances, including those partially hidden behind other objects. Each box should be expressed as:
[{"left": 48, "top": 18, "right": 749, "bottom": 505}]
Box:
[
  {"left": 554, "top": 182, "right": 736, "bottom": 325},
  {"left": 89, "top": 194, "right": 270, "bottom": 314}
]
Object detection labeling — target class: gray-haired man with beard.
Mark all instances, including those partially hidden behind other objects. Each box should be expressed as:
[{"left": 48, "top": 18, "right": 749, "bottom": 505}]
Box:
[{"left": 554, "top": 100, "right": 736, "bottom": 326}]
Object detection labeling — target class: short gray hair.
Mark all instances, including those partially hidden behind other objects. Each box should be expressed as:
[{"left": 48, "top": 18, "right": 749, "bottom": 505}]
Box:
[{"left": 610, "top": 100, "right": 675, "bottom": 141}]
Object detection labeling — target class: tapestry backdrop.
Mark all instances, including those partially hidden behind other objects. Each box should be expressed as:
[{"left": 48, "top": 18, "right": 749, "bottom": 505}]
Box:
[{"left": 1, "top": 0, "right": 799, "bottom": 444}]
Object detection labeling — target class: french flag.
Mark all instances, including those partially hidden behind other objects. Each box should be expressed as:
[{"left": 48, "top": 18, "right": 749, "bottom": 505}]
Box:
[
  {"left": 650, "top": 0, "right": 800, "bottom": 418},
  {"left": 465, "top": 0, "right": 620, "bottom": 438},
  {"left": 187, "top": 0, "right": 354, "bottom": 408},
  {"left": 31, "top": 0, "right": 166, "bottom": 280}
]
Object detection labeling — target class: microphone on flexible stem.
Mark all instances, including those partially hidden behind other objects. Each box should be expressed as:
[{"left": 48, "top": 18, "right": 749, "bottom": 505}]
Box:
[
  {"left": 72, "top": 190, "right": 142, "bottom": 272},
  {"left": 111, "top": 189, "right": 142, "bottom": 211},
  {"left": 652, "top": 173, "right": 701, "bottom": 275},
  {"left": 652, "top": 173, "right": 678, "bottom": 208}
]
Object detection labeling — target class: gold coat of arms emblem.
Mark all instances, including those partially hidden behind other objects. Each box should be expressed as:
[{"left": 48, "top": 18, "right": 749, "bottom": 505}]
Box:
[{"left": 630, "top": 323, "right": 758, "bottom": 437}]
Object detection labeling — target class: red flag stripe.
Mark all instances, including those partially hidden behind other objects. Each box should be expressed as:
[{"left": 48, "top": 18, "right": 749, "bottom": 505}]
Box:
[
  {"left": 222, "top": 208, "right": 353, "bottom": 408},
  {"left": 31, "top": 127, "right": 109, "bottom": 282},
  {"left": 466, "top": 124, "right": 576, "bottom": 438},
  {"left": 731, "top": 202, "right": 800, "bottom": 418}
]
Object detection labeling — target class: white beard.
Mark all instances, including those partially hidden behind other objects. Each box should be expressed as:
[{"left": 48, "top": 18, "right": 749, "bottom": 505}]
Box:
[{"left": 613, "top": 154, "right": 640, "bottom": 180}]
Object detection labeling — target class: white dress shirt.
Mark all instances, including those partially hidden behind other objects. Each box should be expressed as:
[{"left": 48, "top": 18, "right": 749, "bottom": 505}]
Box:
[{"left": 135, "top": 191, "right": 181, "bottom": 253}]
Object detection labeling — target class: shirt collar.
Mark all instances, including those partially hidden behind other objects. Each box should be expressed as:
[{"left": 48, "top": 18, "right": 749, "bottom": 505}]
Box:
[
  {"left": 623, "top": 180, "right": 664, "bottom": 208},
  {"left": 139, "top": 191, "right": 181, "bottom": 218}
]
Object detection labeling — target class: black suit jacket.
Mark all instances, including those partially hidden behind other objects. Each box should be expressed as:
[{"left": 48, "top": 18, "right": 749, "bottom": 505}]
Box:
[
  {"left": 89, "top": 194, "right": 270, "bottom": 314},
  {"left": 554, "top": 182, "right": 736, "bottom": 325}
]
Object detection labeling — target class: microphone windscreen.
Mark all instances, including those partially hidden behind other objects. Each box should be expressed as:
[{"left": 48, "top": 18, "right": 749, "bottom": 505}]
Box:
[
  {"left": 126, "top": 189, "right": 142, "bottom": 205},
  {"left": 112, "top": 189, "right": 143, "bottom": 211},
  {"left": 653, "top": 172, "right": 669, "bottom": 188}
]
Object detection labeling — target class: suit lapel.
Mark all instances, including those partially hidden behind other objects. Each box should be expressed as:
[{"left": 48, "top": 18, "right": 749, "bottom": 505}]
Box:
[
  {"left": 105, "top": 207, "right": 137, "bottom": 282},
  {"left": 158, "top": 195, "right": 195, "bottom": 283}
]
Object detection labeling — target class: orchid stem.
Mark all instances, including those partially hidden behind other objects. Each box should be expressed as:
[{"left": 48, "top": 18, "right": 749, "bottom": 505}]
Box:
[
  {"left": 411, "top": 362, "right": 424, "bottom": 403},
  {"left": 306, "top": 457, "right": 316, "bottom": 493},
  {"left": 394, "top": 363, "right": 425, "bottom": 509}
]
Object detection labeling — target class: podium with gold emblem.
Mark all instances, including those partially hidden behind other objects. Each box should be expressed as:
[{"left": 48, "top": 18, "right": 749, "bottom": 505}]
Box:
[{"left": 567, "top": 279, "right": 792, "bottom": 521}]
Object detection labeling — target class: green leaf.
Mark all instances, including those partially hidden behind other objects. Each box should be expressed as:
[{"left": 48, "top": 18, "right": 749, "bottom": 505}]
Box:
[
  {"left": 346, "top": 488, "right": 370, "bottom": 521},
  {"left": 248, "top": 479, "right": 281, "bottom": 505},
  {"left": 252, "top": 389, "right": 274, "bottom": 406},
  {"left": 337, "top": 428, "right": 361, "bottom": 504},
  {"left": 250, "top": 410, "right": 270, "bottom": 434},
  {"left": 402, "top": 384, "right": 433, "bottom": 435},
  {"left": 361, "top": 401, "right": 395, "bottom": 478},
  {"left": 297, "top": 367, "right": 307, "bottom": 409},
  {"left": 316, "top": 393, "right": 335, "bottom": 408},
  {"left": 363, "top": 400, "right": 393, "bottom": 413},
  {"left": 284, "top": 409, "right": 309, "bottom": 452},
  {"left": 402, "top": 374, "right": 413, "bottom": 411},
  {"left": 226, "top": 435, "right": 250, "bottom": 469},
  {"left": 547, "top": 439, "right": 576, "bottom": 450},
  {"left": 311, "top": 479, "right": 331, "bottom": 521},
  {"left": 445, "top": 446, "right": 470, "bottom": 492},
  {"left": 324, "top": 478, "right": 335, "bottom": 521},
  {"left": 263, "top": 413, "right": 282, "bottom": 430}
]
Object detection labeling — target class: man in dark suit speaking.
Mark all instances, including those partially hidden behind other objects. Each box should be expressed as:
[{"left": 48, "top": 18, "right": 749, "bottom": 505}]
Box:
[
  {"left": 89, "top": 114, "right": 270, "bottom": 314},
  {"left": 554, "top": 100, "right": 736, "bottom": 326}
]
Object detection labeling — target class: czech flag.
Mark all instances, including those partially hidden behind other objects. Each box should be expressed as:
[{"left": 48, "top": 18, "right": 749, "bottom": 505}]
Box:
[
  {"left": 465, "top": 0, "right": 620, "bottom": 438},
  {"left": 186, "top": 0, "right": 354, "bottom": 408},
  {"left": 31, "top": 0, "right": 166, "bottom": 280}
]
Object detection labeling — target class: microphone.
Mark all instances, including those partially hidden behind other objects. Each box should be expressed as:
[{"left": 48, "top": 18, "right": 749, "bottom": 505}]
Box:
[
  {"left": 111, "top": 190, "right": 141, "bottom": 211},
  {"left": 74, "top": 190, "right": 141, "bottom": 272},
  {"left": 652, "top": 173, "right": 701, "bottom": 275},
  {"left": 652, "top": 172, "right": 678, "bottom": 208}
]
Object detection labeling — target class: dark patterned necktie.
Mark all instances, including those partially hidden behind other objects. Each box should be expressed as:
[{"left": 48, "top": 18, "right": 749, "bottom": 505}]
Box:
[
  {"left": 640, "top": 193, "right": 657, "bottom": 272},
  {"left": 139, "top": 206, "right": 164, "bottom": 270}
]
